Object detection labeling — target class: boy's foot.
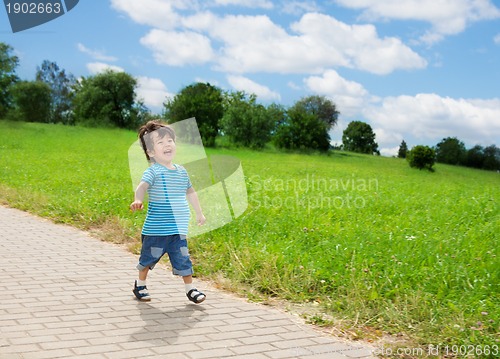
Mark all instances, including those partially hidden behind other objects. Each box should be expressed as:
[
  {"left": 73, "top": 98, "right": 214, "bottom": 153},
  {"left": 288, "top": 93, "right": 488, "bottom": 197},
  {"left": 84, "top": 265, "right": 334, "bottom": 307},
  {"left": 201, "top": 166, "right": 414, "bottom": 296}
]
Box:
[
  {"left": 186, "top": 288, "right": 206, "bottom": 304},
  {"left": 133, "top": 280, "right": 151, "bottom": 301}
]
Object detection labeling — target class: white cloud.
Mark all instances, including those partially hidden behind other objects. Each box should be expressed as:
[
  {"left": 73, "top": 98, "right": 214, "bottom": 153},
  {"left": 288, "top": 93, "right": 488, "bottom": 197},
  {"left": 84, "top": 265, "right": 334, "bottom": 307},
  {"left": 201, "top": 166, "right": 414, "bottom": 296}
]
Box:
[
  {"left": 211, "top": 0, "right": 274, "bottom": 9},
  {"left": 136, "top": 76, "right": 172, "bottom": 110},
  {"left": 140, "top": 29, "right": 214, "bottom": 66},
  {"left": 379, "top": 146, "right": 400, "bottom": 157},
  {"left": 86, "top": 62, "right": 124, "bottom": 74},
  {"left": 186, "top": 12, "right": 426, "bottom": 75},
  {"left": 374, "top": 128, "right": 404, "bottom": 156},
  {"left": 333, "top": 0, "right": 500, "bottom": 44},
  {"left": 227, "top": 75, "right": 281, "bottom": 101},
  {"left": 110, "top": 0, "right": 184, "bottom": 30},
  {"left": 291, "top": 13, "right": 427, "bottom": 75},
  {"left": 112, "top": 2, "right": 427, "bottom": 75},
  {"left": 77, "top": 43, "right": 117, "bottom": 62},
  {"left": 364, "top": 94, "right": 500, "bottom": 147},
  {"left": 193, "top": 14, "right": 304, "bottom": 73},
  {"left": 304, "top": 70, "right": 369, "bottom": 116},
  {"left": 374, "top": 127, "right": 403, "bottom": 145}
]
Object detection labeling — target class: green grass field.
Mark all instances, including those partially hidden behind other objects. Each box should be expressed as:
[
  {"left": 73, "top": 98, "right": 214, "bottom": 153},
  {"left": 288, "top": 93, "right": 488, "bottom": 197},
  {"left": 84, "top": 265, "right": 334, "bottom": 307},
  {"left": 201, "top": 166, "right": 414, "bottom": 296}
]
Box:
[{"left": 1, "top": 120, "right": 498, "bottom": 352}]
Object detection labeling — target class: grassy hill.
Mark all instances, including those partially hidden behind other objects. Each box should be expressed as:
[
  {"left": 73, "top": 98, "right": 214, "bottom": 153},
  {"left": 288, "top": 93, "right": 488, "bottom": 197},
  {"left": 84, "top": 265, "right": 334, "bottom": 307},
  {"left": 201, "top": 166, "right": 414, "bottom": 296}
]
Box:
[{"left": 1, "top": 120, "right": 498, "bottom": 350}]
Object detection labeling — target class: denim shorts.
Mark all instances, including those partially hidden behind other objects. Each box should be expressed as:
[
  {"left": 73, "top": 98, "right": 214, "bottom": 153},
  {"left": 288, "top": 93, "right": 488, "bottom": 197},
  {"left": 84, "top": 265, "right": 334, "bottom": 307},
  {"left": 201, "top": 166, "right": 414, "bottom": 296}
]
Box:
[{"left": 137, "top": 234, "right": 193, "bottom": 276}]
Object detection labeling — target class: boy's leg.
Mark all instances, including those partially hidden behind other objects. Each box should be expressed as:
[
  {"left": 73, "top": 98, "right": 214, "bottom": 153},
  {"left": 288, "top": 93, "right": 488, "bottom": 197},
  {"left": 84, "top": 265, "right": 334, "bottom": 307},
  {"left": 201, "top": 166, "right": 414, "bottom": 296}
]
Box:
[
  {"left": 167, "top": 234, "right": 206, "bottom": 303},
  {"left": 134, "top": 235, "right": 165, "bottom": 301},
  {"left": 139, "top": 267, "right": 149, "bottom": 281},
  {"left": 133, "top": 267, "right": 151, "bottom": 301}
]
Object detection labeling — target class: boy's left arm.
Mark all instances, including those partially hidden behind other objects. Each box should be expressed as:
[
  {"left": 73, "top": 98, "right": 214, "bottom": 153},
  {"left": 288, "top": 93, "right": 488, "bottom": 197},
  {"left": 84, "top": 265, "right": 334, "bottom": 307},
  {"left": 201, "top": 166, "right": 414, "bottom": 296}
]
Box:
[{"left": 187, "top": 187, "right": 206, "bottom": 226}]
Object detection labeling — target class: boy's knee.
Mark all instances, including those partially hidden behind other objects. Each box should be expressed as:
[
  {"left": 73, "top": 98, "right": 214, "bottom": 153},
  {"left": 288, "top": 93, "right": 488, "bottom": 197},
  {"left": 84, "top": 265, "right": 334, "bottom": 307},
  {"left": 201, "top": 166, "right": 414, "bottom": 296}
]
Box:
[
  {"left": 151, "top": 246, "right": 163, "bottom": 259},
  {"left": 180, "top": 246, "right": 189, "bottom": 257}
]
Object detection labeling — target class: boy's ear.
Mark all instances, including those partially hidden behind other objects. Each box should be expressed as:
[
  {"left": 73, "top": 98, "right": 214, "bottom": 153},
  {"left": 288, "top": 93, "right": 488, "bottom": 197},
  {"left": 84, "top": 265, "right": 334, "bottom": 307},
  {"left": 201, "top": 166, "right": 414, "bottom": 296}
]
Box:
[{"left": 146, "top": 149, "right": 155, "bottom": 158}]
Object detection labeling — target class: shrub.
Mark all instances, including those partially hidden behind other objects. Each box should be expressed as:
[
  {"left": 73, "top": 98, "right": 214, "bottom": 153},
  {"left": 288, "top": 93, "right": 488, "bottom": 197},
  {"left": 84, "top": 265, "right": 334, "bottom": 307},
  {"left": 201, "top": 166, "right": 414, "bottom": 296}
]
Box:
[
  {"left": 407, "top": 145, "right": 436, "bottom": 171},
  {"left": 10, "top": 81, "right": 51, "bottom": 122}
]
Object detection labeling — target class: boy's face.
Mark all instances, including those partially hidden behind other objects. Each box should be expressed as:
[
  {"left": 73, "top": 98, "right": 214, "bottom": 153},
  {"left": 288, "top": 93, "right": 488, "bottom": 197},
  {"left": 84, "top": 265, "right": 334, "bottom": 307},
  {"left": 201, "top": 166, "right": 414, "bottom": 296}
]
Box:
[{"left": 147, "top": 131, "right": 176, "bottom": 164}]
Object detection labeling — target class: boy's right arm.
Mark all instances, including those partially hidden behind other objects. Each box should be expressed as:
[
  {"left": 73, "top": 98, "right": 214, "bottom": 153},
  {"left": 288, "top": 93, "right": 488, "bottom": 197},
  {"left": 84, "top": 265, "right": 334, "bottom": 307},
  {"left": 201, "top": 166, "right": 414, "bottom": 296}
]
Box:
[{"left": 130, "top": 181, "right": 149, "bottom": 211}]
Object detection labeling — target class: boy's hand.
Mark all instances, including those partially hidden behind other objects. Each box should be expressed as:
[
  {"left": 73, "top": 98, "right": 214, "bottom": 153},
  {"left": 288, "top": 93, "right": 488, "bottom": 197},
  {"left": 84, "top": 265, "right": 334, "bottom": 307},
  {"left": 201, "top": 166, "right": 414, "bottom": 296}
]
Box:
[
  {"left": 196, "top": 213, "right": 206, "bottom": 226},
  {"left": 130, "top": 200, "right": 144, "bottom": 211}
]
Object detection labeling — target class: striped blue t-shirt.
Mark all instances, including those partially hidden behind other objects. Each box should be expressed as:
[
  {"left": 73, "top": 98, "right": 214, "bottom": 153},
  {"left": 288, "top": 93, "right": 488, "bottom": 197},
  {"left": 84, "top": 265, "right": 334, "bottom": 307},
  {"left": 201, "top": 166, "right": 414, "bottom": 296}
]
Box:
[{"left": 141, "top": 163, "right": 192, "bottom": 235}]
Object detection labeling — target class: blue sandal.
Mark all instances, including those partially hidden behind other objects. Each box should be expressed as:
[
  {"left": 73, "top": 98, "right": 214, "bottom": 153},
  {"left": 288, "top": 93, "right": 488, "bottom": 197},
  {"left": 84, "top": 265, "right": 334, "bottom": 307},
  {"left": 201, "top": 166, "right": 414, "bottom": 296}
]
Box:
[
  {"left": 133, "top": 280, "right": 151, "bottom": 301},
  {"left": 187, "top": 288, "right": 206, "bottom": 304}
]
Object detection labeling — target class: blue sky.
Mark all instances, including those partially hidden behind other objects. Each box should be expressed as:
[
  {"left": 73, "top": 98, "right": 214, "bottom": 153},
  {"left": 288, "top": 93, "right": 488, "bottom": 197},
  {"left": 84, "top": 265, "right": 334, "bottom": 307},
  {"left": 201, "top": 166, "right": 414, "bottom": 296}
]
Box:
[{"left": 1, "top": 0, "right": 499, "bottom": 155}]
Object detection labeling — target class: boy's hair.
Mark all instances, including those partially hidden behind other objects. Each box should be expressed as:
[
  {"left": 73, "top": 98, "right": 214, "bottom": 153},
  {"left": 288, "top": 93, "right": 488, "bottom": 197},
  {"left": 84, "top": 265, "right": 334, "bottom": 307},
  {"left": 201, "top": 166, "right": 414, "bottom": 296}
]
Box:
[{"left": 138, "top": 120, "right": 176, "bottom": 162}]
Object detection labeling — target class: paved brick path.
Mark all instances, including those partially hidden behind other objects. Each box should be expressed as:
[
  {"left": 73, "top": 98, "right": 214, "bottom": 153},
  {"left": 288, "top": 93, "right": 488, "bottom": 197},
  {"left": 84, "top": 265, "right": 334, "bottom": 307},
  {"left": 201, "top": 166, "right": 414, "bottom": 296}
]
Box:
[{"left": 0, "top": 206, "right": 377, "bottom": 359}]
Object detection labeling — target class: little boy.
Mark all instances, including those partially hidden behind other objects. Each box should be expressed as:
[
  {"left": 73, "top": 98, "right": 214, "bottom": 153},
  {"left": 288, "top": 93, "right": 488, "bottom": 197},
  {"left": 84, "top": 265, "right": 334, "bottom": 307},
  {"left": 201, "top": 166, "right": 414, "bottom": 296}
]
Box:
[{"left": 130, "top": 120, "right": 206, "bottom": 304}]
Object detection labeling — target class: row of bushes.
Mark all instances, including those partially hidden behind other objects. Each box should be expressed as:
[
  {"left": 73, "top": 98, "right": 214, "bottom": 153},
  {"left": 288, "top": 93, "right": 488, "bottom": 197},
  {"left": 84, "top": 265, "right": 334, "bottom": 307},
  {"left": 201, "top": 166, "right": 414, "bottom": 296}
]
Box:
[{"left": 399, "top": 139, "right": 500, "bottom": 172}]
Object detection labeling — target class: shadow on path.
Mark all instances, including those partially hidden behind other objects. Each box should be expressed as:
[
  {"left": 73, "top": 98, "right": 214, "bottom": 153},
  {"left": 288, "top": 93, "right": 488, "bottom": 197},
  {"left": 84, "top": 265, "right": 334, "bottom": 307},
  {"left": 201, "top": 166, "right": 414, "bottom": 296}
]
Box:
[{"left": 129, "top": 301, "right": 209, "bottom": 345}]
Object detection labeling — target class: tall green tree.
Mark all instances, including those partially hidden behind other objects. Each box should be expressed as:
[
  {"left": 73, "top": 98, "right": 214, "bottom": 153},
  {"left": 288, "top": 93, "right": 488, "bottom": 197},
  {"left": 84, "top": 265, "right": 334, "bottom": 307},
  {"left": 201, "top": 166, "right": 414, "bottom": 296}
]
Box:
[
  {"left": 36, "top": 60, "right": 76, "bottom": 124},
  {"left": 273, "top": 96, "right": 336, "bottom": 152},
  {"left": 482, "top": 145, "right": 500, "bottom": 171},
  {"left": 72, "top": 70, "right": 140, "bottom": 129},
  {"left": 274, "top": 105, "right": 330, "bottom": 151},
  {"left": 435, "top": 137, "right": 467, "bottom": 165},
  {"left": 398, "top": 140, "right": 408, "bottom": 158},
  {"left": 164, "top": 82, "right": 224, "bottom": 147},
  {"left": 10, "top": 81, "right": 51, "bottom": 123},
  {"left": 266, "top": 102, "right": 287, "bottom": 130},
  {"left": 342, "top": 121, "right": 379, "bottom": 155},
  {"left": 466, "top": 145, "right": 485, "bottom": 169},
  {"left": 463, "top": 144, "right": 500, "bottom": 170},
  {"left": 220, "top": 91, "right": 277, "bottom": 149},
  {"left": 293, "top": 95, "right": 339, "bottom": 128},
  {"left": 0, "top": 43, "right": 19, "bottom": 117}
]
